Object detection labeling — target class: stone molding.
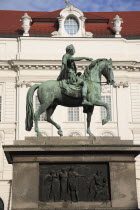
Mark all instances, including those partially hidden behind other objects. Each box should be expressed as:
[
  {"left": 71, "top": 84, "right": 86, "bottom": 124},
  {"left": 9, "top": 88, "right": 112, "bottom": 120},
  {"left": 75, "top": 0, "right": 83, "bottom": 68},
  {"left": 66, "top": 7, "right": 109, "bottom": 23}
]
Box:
[
  {"left": 0, "top": 60, "right": 139, "bottom": 72},
  {"left": 51, "top": 5, "right": 93, "bottom": 37}
]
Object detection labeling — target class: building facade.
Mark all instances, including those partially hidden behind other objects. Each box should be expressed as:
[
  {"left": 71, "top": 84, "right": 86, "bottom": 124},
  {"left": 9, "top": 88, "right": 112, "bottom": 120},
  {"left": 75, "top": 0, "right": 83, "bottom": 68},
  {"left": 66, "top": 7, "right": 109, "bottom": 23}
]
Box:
[{"left": 0, "top": 4, "right": 140, "bottom": 209}]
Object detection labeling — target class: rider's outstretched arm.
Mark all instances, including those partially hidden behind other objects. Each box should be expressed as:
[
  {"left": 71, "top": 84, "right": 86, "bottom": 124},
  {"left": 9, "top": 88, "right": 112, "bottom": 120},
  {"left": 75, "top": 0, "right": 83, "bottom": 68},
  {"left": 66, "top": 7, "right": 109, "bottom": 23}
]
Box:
[{"left": 70, "top": 57, "right": 93, "bottom": 62}]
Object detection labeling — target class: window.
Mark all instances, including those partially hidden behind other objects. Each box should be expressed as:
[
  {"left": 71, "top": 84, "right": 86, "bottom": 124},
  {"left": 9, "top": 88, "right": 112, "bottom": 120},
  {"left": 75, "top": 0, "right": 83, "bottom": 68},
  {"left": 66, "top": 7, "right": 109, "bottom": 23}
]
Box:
[
  {"left": 68, "top": 107, "right": 79, "bottom": 121},
  {"left": 101, "top": 96, "right": 112, "bottom": 121},
  {"left": 64, "top": 17, "right": 79, "bottom": 35},
  {"left": 35, "top": 96, "right": 46, "bottom": 121}
]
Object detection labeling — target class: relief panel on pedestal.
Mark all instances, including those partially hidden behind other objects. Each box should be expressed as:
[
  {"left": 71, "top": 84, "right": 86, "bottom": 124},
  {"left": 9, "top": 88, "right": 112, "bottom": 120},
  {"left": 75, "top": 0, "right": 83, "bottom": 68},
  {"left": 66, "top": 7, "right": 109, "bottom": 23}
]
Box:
[{"left": 39, "top": 163, "right": 111, "bottom": 203}]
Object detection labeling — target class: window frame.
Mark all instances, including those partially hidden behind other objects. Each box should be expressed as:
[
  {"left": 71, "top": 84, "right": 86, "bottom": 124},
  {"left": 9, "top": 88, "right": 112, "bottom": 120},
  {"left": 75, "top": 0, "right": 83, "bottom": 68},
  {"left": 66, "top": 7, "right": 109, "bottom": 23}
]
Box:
[
  {"left": 68, "top": 107, "right": 80, "bottom": 122},
  {"left": 100, "top": 86, "right": 113, "bottom": 122},
  {"left": 101, "top": 95, "right": 112, "bottom": 121},
  {"left": 64, "top": 16, "right": 79, "bottom": 36}
]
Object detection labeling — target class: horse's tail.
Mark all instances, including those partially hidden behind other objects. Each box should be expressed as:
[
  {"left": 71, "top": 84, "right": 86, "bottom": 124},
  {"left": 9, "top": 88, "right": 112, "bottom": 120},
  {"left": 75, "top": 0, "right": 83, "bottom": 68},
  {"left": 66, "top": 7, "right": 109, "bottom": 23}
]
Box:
[{"left": 25, "top": 84, "right": 39, "bottom": 131}]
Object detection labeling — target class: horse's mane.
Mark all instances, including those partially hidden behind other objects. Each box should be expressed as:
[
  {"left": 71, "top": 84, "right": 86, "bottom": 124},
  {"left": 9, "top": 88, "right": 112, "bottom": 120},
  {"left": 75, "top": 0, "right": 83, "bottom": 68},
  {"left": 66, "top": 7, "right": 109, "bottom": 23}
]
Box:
[{"left": 83, "top": 59, "right": 107, "bottom": 80}]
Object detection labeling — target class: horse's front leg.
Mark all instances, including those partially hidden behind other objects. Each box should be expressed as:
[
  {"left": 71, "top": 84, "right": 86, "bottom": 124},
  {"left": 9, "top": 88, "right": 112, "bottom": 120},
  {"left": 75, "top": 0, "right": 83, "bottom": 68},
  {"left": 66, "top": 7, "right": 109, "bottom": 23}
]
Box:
[
  {"left": 102, "top": 102, "right": 110, "bottom": 125},
  {"left": 94, "top": 100, "right": 110, "bottom": 125},
  {"left": 87, "top": 111, "right": 94, "bottom": 136}
]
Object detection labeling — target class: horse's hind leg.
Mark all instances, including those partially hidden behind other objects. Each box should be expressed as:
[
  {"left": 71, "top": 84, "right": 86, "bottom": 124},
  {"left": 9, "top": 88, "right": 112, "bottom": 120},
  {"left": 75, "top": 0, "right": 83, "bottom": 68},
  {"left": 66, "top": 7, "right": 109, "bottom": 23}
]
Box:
[
  {"left": 45, "top": 106, "right": 63, "bottom": 136},
  {"left": 87, "top": 112, "right": 94, "bottom": 136},
  {"left": 34, "top": 103, "right": 48, "bottom": 137}
]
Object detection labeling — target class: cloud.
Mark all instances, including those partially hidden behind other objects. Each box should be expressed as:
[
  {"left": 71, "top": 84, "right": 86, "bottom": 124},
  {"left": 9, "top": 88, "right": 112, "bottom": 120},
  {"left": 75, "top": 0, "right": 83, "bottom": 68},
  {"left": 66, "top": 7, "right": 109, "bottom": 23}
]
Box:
[{"left": 0, "top": 0, "right": 139, "bottom": 11}]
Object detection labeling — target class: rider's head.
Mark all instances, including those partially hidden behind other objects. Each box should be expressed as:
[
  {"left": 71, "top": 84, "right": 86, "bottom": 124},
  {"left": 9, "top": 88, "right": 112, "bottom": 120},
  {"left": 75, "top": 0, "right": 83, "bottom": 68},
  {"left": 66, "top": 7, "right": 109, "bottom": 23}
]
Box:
[{"left": 66, "top": 44, "right": 75, "bottom": 55}]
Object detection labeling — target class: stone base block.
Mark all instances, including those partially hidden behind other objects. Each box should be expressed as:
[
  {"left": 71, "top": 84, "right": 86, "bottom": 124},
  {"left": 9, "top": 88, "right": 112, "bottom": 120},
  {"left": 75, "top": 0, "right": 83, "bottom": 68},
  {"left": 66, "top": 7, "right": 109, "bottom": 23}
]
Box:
[{"left": 3, "top": 137, "right": 140, "bottom": 210}]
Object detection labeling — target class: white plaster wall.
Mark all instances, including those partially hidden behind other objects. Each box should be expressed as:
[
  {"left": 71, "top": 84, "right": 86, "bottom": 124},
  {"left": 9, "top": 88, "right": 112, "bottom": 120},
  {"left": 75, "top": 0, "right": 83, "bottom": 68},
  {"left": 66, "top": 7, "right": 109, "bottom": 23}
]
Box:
[
  {"left": 0, "top": 180, "right": 12, "bottom": 210},
  {"left": 0, "top": 39, "right": 18, "bottom": 60},
  {"left": 0, "top": 37, "right": 139, "bottom": 61},
  {"left": 16, "top": 37, "right": 140, "bottom": 61}
]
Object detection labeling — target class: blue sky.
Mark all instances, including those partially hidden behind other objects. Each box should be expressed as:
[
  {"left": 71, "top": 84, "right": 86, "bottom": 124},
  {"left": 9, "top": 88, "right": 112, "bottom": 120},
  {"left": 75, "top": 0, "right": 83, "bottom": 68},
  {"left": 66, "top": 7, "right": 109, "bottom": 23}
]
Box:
[{"left": 0, "top": 0, "right": 139, "bottom": 12}]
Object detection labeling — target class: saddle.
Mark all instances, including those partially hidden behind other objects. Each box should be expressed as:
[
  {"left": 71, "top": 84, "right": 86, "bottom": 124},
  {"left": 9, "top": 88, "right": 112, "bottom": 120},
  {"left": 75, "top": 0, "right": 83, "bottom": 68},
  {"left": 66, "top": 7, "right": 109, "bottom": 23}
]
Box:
[{"left": 59, "top": 80, "right": 82, "bottom": 98}]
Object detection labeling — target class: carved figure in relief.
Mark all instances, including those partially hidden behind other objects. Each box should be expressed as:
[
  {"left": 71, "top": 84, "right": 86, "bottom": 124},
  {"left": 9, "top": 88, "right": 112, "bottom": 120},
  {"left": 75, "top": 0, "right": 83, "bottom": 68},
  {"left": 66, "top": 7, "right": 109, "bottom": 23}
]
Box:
[
  {"left": 45, "top": 172, "right": 53, "bottom": 200},
  {"left": 59, "top": 169, "right": 68, "bottom": 201},
  {"left": 89, "top": 171, "right": 107, "bottom": 201},
  {"left": 51, "top": 170, "right": 60, "bottom": 201},
  {"left": 68, "top": 168, "right": 84, "bottom": 202}
]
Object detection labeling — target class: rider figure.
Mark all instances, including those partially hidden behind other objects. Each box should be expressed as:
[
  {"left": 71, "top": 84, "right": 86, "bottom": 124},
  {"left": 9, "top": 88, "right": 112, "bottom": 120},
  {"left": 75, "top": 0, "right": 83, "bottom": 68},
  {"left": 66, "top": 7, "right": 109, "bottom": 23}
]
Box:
[{"left": 57, "top": 44, "right": 93, "bottom": 106}]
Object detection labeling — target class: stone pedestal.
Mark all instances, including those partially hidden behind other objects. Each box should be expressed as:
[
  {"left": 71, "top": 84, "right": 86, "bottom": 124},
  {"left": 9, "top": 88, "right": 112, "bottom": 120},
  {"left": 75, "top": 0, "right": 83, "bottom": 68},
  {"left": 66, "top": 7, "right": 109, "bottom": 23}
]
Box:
[{"left": 3, "top": 137, "right": 140, "bottom": 210}]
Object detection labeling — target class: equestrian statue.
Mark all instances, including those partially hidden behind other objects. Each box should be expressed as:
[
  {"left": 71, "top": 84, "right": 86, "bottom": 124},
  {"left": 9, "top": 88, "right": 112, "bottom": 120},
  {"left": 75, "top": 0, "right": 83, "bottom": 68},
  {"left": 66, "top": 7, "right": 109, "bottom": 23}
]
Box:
[{"left": 25, "top": 44, "right": 115, "bottom": 137}]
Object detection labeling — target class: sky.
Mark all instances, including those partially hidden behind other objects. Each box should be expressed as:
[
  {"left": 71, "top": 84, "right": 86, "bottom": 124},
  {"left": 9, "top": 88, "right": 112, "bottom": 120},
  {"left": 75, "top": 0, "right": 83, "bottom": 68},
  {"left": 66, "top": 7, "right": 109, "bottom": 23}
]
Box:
[{"left": 0, "top": 0, "right": 139, "bottom": 12}]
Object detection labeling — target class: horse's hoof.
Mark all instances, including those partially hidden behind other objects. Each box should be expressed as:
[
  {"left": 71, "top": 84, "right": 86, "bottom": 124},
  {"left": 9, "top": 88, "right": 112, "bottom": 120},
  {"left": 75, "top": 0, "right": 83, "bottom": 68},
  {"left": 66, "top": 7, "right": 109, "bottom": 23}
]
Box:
[
  {"left": 37, "top": 132, "right": 43, "bottom": 137},
  {"left": 87, "top": 130, "right": 95, "bottom": 137},
  {"left": 58, "top": 130, "right": 63, "bottom": 136},
  {"left": 88, "top": 132, "right": 94, "bottom": 137},
  {"left": 102, "top": 119, "right": 108, "bottom": 125},
  {"left": 44, "top": 116, "right": 47, "bottom": 121}
]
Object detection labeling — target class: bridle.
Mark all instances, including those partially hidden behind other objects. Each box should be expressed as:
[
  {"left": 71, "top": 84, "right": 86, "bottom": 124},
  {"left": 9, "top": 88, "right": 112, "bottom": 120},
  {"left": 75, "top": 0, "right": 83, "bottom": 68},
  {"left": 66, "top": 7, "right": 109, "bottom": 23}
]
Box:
[{"left": 84, "top": 60, "right": 111, "bottom": 85}]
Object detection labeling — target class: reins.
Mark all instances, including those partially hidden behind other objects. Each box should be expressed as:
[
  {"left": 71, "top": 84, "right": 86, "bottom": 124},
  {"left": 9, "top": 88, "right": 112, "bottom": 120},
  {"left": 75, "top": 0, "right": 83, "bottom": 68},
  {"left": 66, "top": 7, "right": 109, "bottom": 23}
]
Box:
[{"left": 85, "top": 79, "right": 108, "bottom": 85}]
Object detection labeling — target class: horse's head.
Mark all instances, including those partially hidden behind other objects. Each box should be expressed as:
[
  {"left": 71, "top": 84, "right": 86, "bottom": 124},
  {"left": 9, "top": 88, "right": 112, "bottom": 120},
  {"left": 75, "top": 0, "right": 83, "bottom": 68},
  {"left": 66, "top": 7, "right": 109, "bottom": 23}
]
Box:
[
  {"left": 101, "top": 59, "right": 115, "bottom": 85},
  {"left": 84, "top": 58, "right": 115, "bottom": 85}
]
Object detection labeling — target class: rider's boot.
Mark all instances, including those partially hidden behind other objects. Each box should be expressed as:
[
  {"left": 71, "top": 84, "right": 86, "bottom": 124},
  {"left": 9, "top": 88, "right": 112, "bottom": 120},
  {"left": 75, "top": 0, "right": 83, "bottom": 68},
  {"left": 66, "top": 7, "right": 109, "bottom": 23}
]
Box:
[
  {"left": 82, "top": 97, "right": 92, "bottom": 106},
  {"left": 82, "top": 82, "right": 92, "bottom": 106}
]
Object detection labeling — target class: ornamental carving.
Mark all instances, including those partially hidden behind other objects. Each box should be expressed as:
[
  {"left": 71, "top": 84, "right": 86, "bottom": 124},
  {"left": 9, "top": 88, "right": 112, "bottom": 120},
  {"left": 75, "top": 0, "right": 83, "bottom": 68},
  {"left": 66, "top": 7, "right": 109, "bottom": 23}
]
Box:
[
  {"left": 111, "top": 15, "right": 123, "bottom": 37},
  {"left": 20, "top": 13, "right": 32, "bottom": 36},
  {"left": 16, "top": 80, "right": 32, "bottom": 88},
  {"left": 113, "top": 81, "right": 129, "bottom": 88}
]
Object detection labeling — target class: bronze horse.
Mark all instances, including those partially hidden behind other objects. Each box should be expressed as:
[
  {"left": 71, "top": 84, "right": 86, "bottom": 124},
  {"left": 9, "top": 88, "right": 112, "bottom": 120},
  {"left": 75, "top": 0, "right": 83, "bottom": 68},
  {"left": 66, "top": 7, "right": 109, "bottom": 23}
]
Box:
[{"left": 25, "top": 59, "right": 114, "bottom": 136}]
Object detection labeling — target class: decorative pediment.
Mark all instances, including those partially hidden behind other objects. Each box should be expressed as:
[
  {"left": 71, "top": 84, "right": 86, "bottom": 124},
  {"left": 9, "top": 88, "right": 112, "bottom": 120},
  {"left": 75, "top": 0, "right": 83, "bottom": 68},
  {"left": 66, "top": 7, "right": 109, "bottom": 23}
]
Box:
[{"left": 51, "top": 5, "right": 93, "bottom": 37}]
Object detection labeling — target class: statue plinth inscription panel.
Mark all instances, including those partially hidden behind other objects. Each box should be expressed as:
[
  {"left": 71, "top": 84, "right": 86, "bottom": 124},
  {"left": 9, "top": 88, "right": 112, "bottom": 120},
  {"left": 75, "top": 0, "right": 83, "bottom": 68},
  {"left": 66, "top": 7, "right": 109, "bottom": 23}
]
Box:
[{"left": 39, "top": 163, "right": 110, "bottom": 203}]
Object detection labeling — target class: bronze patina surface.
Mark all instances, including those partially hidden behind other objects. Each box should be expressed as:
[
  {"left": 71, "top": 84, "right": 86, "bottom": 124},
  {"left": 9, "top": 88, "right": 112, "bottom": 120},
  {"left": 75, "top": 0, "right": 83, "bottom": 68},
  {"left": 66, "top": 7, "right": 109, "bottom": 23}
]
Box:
[{"left": 25, "top": 45, "right": 114, "bottom": 137}]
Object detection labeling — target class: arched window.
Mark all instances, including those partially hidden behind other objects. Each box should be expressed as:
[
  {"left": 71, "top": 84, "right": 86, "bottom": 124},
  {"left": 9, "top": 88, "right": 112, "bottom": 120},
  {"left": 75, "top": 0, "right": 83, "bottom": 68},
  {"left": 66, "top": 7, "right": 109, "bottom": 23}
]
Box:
[
  {"left": 102, "top": 131, "right": 114, "bottom": 137},
  {"left": 69, "top": 132, "right": 81, "bottom": 136},
  {"left": 64, "top": 17, "right": 79, "bottom": 35},
  {"left": 0, "top": 198, "right": 4, "bottom": 210}
]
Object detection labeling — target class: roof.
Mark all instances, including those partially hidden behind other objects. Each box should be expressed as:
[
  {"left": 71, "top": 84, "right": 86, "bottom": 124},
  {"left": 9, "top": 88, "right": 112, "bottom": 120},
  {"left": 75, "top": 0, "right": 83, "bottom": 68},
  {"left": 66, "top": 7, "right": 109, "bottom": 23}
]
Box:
[{"left": 0, "top": 9, "right": 139, "bottom": 37}]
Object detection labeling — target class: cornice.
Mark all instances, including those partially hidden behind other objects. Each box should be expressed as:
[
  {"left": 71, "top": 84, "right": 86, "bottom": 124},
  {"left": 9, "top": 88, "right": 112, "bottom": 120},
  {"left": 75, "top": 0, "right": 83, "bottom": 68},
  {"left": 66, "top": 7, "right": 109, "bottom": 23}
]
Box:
[
  {"left": 0, "top": 60, "right": 139, "bottom": 72},
  {"left": 0, "top": 61, "right": 11, "bottom": 70}
]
